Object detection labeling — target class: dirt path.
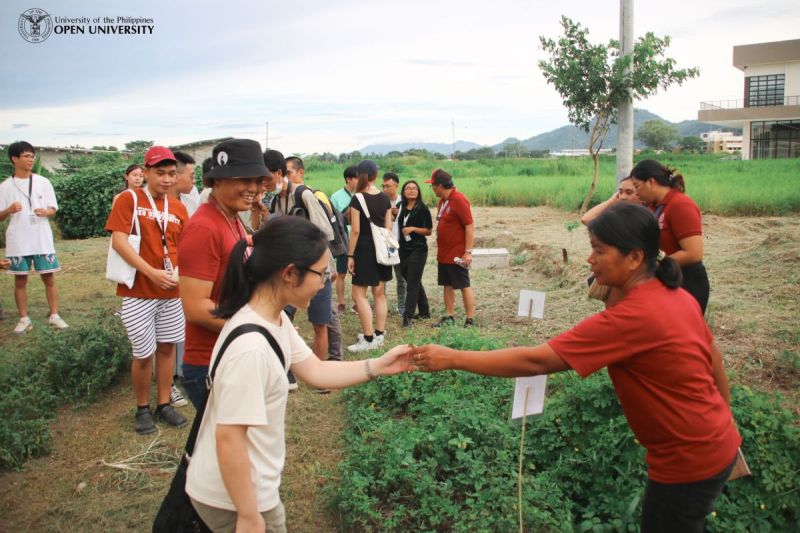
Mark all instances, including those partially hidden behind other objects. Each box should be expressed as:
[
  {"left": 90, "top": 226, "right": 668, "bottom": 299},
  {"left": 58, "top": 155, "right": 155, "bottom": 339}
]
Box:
[{"left": 1, "top": 206, "right": 798, "bottom": 531}]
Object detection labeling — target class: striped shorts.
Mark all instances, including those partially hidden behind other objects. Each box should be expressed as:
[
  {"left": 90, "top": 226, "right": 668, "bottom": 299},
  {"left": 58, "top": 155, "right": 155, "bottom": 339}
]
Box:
[{"left": 119, "top": 297, "right": 185, "bottom": 359}]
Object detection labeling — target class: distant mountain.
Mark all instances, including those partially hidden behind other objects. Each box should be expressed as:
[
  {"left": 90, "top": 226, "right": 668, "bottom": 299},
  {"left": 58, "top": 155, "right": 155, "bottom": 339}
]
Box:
[
  {"left": 361, "top": 140, "right": 482, "bottom": 156},
  {"left": 359, "top": 110, "right": 741, "bottom": 155},
  {"left": 493, "top": 109, "right": 741, "bottom": 152}
]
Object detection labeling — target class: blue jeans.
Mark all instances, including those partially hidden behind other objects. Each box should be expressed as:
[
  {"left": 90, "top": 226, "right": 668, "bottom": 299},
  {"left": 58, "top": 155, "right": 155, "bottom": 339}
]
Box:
[{"left": 181, "top": 362, "right": 209, "bottom": 411}]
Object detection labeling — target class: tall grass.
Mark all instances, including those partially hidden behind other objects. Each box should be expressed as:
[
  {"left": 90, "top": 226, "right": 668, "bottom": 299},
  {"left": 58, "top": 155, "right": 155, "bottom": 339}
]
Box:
[{"left": 303, "top": 154, "right": 800, "bottom": 215}]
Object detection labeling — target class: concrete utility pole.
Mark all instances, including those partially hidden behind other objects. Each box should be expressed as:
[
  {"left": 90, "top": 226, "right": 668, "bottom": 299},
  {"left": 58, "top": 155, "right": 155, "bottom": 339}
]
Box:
[{"left": 616, "top": 0, "right": 634, "bottom": 183}]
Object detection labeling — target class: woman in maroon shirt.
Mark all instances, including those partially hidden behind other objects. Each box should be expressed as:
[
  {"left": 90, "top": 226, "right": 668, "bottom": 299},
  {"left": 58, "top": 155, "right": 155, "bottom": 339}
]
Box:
[
  {"left": 629, "top": 159, "right": 710, "bottom": 314},
  {"left": 413, "top": 203, "right": 739, "bottom": 532}
]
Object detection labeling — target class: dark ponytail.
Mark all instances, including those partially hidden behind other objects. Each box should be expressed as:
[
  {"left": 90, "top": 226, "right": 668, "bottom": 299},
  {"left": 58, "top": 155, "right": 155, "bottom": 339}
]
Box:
[
  {"left": 588, "top": 202, "right": 681, "bottom": 289},
  {"left": 655, "top": 256, "right": 682, "bottom": 289},
  {"left": 356, "top": 159, "right": 378, "bottom": 193},
  {"left": 214, "top": 216, "right": 328, "bottom": 319},
  {"left": 629, "top": 159, "right": 685, "bottom": 193}
]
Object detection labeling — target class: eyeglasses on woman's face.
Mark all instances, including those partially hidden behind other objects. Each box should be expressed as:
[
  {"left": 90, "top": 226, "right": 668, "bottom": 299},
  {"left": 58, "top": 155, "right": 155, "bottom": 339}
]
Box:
[{"left": 302, "top": 266, "right": 330, "bottom": 281}]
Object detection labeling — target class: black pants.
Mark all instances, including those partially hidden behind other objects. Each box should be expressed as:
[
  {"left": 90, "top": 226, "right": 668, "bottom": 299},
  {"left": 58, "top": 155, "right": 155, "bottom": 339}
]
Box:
[
  {"left": 400, "top": 246, "right": 429, "bottom": 319},
  {"left": 681, "top": 262, "right": 710, "bottom": 315},
  {"left": 641, "top": 455, "right": 736, "bottom": 533}
]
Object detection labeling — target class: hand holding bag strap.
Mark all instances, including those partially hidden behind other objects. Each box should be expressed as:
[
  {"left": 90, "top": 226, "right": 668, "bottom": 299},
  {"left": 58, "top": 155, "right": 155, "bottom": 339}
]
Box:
[{"left": 183, "top": 323, "right": 285, "bottom": 457}]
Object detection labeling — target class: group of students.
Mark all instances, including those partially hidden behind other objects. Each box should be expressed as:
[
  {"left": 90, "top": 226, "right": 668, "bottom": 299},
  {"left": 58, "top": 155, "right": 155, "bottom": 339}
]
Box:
[{"left": 2, "top": 139, "right": 737, "bottom": 532}]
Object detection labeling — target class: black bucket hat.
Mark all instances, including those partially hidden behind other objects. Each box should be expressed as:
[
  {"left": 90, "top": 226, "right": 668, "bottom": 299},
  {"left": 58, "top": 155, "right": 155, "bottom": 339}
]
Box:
[{"left": 206, "top": 139, "right": 268, "bottom": 179}]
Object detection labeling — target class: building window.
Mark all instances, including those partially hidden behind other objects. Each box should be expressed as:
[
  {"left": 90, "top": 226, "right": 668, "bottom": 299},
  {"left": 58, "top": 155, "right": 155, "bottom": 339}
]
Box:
[
  {"left": 750, "top": 120, "right": 800, "bottom": 159},
  {"left": 745, "top": 74, "right": 785, "bottom": 107}
]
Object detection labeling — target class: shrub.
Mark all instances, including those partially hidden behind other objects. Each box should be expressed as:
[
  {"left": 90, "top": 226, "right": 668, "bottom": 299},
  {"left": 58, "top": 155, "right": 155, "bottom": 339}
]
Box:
[
  {"left": 334, "top": 329, "right": 800, "bottom": 531},
  {"left": 0, "top": 311, "right": 130, "bottom": 470},
  {"left": 53, "top": 152, "right": 132, "bottom": 239}
]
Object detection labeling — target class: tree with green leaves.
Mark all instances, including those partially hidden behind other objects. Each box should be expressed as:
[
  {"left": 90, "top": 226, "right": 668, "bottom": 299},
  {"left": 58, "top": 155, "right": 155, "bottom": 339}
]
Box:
[
  {"left": 123, "top": 140, "right": 154, "bottom": 154},
  {"left": 539, "top": 16, "right": 698, "bottom": 213},
  {"left": 636, "top": 120, "right": 679, "bottom": 151},
  {"left": 679, "top": 135, "right": 705, "bottom": 153}
]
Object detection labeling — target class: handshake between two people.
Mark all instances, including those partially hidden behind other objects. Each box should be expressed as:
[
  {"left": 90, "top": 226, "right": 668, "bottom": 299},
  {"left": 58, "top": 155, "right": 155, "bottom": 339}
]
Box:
[{"left": 370, "top": 343, "right": 459, "bottom": 376}]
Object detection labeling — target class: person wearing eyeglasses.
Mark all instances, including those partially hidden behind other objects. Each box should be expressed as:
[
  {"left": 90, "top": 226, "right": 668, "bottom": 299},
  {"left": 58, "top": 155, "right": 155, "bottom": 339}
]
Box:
[{"left": 186, "top": 216, "right": 413, "bottom": 533}]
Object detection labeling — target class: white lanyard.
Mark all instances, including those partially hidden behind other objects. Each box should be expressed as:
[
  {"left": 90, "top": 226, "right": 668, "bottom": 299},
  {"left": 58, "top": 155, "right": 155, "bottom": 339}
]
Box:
[
  {"left": 143, "top": 188, "right": 174, "bottom": 270},
  {"left": 435, "top": 199, "right": 450, "bottom": 231}
]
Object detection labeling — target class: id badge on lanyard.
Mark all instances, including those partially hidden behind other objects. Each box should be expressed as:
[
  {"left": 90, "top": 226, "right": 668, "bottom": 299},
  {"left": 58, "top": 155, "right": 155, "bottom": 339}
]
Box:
[{"left": 143, "top": 189, "right": 174, "bottom": 272}]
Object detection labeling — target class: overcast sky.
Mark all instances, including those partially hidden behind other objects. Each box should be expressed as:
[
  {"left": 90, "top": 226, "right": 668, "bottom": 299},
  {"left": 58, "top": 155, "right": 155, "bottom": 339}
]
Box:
[{"left": 1, "top": 0, "right": 798, "bottom": 154}]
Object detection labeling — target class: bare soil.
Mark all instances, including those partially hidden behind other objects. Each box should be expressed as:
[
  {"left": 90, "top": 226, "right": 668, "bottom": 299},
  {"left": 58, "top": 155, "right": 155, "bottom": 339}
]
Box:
[{"left": 1, "top": 206, "right": 797, "bottom": 531}]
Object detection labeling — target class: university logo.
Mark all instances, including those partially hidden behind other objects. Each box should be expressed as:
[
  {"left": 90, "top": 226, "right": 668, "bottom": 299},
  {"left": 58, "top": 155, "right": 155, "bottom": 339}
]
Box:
[{"left": 18, "top": 8, "right": 53, "bottom": 43}]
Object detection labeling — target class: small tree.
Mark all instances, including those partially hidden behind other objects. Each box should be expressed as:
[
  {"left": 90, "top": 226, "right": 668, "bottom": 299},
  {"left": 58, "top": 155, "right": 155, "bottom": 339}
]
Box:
[
  {"left": 124, "top": 140, "right": 154, "bottom": 154},
  {"left": 539, "top": 16, "right": 698, "bottom": 213},
  {"left": 679, "top": 135, "right": 705, "bottom": 153},
  {"left": 636, "top": 120, "right": 679, "bottom": 151}
]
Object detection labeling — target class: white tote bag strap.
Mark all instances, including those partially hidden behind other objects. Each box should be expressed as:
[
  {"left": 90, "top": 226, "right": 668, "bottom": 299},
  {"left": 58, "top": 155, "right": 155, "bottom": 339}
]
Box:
[
  {"left": 355, "top": 192, "right": 371, "bottom": 220},
  {"left": 128, "top": 189, "right": 141, "bottom": 236}
]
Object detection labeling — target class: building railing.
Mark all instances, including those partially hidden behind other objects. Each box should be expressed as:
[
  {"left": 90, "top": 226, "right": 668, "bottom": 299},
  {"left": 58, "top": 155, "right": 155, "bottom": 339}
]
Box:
[{"left": 700, "top": 95, "right": 800, "bottom": 110}]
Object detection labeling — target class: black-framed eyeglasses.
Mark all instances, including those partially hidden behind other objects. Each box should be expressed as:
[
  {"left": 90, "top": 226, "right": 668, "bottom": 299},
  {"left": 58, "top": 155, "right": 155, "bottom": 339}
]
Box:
[{"left": 302, "top": 267, "right": 330, "bottom": 280}]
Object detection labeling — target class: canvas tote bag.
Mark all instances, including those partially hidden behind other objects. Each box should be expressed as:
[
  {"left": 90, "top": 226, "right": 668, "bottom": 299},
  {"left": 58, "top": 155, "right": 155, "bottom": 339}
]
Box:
[
  {"left": 355, "top": 193, "right": 400, "bottom": 266},
  {"left": 105, "top": 189, "right": 141, "bottom": 289}
]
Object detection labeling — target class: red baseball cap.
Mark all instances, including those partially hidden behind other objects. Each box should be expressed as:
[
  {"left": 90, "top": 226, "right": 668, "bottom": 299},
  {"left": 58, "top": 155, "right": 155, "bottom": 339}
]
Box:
[
  {"left": 144, "top": 146, "right": 176, "bottom": 167},
  {"left": 426, "top": 168, "right": 453, "bottom": 185}
]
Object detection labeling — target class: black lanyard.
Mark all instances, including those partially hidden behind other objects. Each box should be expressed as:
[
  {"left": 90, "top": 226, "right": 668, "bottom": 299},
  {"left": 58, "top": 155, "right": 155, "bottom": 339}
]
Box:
[{"left": 11, "top": 175, "right": 34, "bottom": 210}]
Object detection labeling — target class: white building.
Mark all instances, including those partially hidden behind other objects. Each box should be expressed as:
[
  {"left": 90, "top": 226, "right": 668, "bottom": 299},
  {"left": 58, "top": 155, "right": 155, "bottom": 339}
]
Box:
[
  {"left": 700, "top": 131, "right": 743, "bottom": 154},
  {"left": 698, "top": 38, "right": 800, "bottom": 159}
]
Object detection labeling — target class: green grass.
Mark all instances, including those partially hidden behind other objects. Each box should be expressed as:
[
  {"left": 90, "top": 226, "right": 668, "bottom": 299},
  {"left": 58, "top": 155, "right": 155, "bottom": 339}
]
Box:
[{"left": 302, "top": 154, "right": 800, "bottom": 216}]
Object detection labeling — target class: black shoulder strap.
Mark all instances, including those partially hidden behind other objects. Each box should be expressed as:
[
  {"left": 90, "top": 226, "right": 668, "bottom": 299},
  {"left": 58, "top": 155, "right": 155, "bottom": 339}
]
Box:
[
  {"left": 184, "top": 323, "right": 285, "bottom": 456},
  {"left": 293, "top": 184, "right": 307, "bottom": 210}
]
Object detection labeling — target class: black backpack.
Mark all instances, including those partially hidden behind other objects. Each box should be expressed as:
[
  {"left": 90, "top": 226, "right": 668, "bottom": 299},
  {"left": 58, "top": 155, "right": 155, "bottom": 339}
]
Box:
[{"left": 272, "top": 184, "right": 349, "bottom": 257}]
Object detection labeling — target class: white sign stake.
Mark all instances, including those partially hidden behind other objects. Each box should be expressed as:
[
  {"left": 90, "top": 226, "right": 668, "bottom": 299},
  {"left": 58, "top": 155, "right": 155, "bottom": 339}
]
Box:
[
  {"left": 511, "top": 375, "right": 548, "bottom": 419},
  {"left": 517, "top": 290, "right": 545, "bottom": 319}
]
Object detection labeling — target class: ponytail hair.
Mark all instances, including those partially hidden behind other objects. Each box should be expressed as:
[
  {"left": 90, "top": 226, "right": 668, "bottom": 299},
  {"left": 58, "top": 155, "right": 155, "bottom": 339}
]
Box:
[
  {"left": 356, "top": 159, "right": 378, "bottom": 193},
  {"left": 655, "top": 256, "right": 682, "bottom": 289},
  {"left": 214, "top": 216, "right": 328, "bottom": 319},
  {"left": 629, "top": 159, "right": 686, "bottom": 193},
  {"left": 588, "top": 202, "right": 682, "bottom": 289}
]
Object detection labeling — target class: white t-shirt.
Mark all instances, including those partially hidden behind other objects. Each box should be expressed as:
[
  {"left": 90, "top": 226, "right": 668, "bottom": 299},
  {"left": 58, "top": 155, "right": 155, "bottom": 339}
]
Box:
[
  {"left": 186, "top": 304, "right": 313, "bottom": 512},
  {"left": 180, "top": 186, "right": 201, "bottom": 217},
  {"left": 0, "top": 174, "right": 58, "bottom": 256}
]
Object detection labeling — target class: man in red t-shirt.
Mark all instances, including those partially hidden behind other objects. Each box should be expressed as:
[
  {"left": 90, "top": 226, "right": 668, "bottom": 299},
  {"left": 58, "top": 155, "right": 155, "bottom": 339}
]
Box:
[
  {"left": 425, "top": 169, "right": 475, "bottom": 327},
  {"left": 105, "top": 146, "right": 189, "bottom": 434},
  {"left": 178, "top": 139, "right": 268, "bottom": 409}
]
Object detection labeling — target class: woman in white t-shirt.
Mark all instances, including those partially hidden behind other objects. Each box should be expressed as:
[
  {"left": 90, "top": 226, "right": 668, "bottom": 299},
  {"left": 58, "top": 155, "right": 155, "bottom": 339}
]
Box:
[{"left": 186, "top": 216, "right": 412, "bottom": 533}]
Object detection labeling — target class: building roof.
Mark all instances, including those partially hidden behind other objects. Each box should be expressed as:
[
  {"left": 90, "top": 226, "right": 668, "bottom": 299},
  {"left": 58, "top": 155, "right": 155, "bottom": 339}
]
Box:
[
  {"left": 733, "top": 39, "right": 800, "bottom": 71},
  {"left": 169, "top": 137, "right": 234, "bottom": 150}
]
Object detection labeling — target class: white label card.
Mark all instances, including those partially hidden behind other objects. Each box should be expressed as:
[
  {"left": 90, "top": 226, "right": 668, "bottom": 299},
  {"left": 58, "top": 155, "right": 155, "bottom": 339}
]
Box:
[
  {"left": 517, "top": 290, "right": 545, "bottom": 319},
  {"left": 511, "top": 375, "right": 548, "bottom": 419}
]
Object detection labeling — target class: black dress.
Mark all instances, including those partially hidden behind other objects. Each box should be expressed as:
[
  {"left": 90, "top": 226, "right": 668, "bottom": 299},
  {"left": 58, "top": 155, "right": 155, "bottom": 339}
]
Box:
[{"left": 350, "top": 192, "right": 393, "bottom": 287}]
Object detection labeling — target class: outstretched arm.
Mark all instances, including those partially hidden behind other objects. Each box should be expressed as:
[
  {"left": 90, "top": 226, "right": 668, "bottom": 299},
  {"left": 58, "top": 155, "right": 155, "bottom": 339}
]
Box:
[
  {"left": 292, "top": 344, "right": 414, "bottom": 389},
  {"left": 413, "top": 343, "right": 570, "bottom": 377}
]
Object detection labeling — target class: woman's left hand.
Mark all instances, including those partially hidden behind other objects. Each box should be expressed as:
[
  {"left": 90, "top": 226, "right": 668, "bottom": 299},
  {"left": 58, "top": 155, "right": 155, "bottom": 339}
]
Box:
[
  {"left": 375, "top": 344, "right": 415, "bottom": 375},
  {"left": 402, "top": 226, "right": 415, "bottom": 236}
]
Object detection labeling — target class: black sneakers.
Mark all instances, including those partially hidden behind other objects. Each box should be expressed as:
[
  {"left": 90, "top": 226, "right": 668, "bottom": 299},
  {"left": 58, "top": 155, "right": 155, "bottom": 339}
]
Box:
[
  {"left": 402, "top": 316, "right": 413, "bottom": 328},
  {"left": 155, "top": 404, "right": 188, "bottom": 429},
  {"left": 464, "top": 318, "right": 476, "bottom": 328},
  {"left": 432, "top": 315, "right": 455, "bottom": 328},
  {"left": 135, "top": 407, "right": 156, "bottom": 435}
]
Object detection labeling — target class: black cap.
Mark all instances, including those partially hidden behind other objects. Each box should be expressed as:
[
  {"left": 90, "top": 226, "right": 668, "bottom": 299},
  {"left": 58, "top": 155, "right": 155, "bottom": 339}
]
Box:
[{"left": 206, "top": 139, "right": 268, "bottom": 180}]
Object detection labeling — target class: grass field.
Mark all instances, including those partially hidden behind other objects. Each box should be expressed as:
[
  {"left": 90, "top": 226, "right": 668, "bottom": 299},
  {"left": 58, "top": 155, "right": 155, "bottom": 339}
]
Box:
[
  {"left": 1, "top": 205, "right": 798, "bottom": 531},
  {"left": 302, "top": 154, "right": 800, "bottom": 216}
]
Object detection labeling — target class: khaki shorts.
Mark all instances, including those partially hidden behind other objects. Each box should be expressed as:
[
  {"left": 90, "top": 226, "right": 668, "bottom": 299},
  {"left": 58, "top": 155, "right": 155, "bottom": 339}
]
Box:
[{"left": 191, "top": 498, "right": 286, "bottom": 533}]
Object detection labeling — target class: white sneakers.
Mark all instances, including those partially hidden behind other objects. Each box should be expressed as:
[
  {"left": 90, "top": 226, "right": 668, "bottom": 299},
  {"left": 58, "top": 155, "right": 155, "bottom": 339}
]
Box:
[
  {"left": 13, "top": 316, "right": 32, "bottom": 335},
  {"left": 12, "top": 314, "right": 69, "bottom": 335},
  {"left": 170, "top": 385, "right": 188, "bottom": 407},
  {"left": 347, "top": 333, "right": 385, "bottom": 353},
  {"left": 48, "top": 314, "right": 69, "bottom": 330}
]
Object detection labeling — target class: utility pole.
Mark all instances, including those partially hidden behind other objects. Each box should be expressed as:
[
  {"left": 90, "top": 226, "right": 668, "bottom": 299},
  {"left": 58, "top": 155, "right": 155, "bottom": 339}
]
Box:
[
  {"left": 451, "top": 119, "right": 456, "bottom": 161},
  {"left": 616, "top": 0, "right": 634, "bottom": 184}
]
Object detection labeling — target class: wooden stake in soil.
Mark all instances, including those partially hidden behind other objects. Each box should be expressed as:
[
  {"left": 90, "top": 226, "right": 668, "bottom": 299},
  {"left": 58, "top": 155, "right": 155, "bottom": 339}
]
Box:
[{"left": 518, "top": 386, "right": 530, "bottom": 533}]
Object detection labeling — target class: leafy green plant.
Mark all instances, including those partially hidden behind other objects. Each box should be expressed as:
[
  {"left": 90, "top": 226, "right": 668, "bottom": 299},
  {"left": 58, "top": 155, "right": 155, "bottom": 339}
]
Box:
[
  {"left": 53, "top": 151, "right": 133, "bottom": 238},
  {"left": 0, "top": 311, "right": 130, "bottom": 469},
  {"left": 334, "top": 329, "right": 800, "bottom": 531}
]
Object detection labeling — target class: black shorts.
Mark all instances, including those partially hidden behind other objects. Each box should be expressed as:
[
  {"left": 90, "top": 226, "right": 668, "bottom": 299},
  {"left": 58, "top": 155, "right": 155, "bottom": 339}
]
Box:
[{"left": 437, "top": 263, "right": 470, "bottom": 290}]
